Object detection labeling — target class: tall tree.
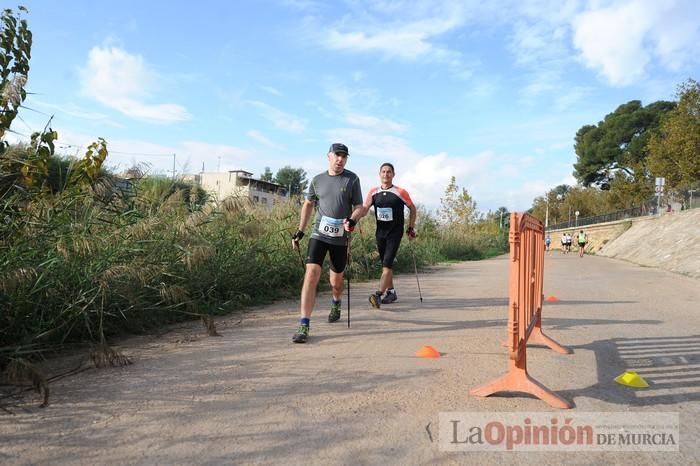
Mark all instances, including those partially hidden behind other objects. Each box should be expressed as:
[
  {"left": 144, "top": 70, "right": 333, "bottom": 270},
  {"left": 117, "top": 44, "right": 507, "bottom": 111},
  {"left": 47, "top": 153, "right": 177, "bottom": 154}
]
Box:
[
  {"left": 573, "top": 100, "right": 676, "bottom": 187},
  {"left": 259, "top": 166, "right": 273, "bottom": 182},
  {"left": 647, "top": 79, "right": 700, "bottom": 190},
  {"left": 438, "top": 176, "right": 477, "bottom": 225},
  {"left": 274, "top": 166, "right": 308, "bottom": 196}
]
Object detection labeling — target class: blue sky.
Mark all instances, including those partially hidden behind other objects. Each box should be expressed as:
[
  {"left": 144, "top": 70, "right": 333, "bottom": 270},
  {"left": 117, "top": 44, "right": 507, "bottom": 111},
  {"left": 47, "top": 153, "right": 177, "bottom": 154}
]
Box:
[{"left": 8, "top": 0, "right": 700, "bottom": 212}]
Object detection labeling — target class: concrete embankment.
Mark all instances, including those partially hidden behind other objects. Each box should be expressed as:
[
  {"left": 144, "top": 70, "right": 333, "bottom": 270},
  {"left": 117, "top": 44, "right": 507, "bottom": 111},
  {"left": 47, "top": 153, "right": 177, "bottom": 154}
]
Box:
[
  {"left": 549, "top": 209, "right": 700, "bottom": 279},
  {"left": 598, "top": 209, "right": 700, "bottom": 279}
]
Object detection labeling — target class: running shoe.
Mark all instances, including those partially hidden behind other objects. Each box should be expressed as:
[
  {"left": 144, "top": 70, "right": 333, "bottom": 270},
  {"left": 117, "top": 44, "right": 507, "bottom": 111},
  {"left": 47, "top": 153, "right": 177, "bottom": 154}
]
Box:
[
  {"left": 381, "top": 289, "right": 398, "bottom": 304},
  {"left": 328, "top": 301, "right": 341, "bottom": 322},
  {"left": 292, "top": 324, "right": 309, "bottom": 343},
  {"left": 369, "top": 293, "right": 381, "bottom": 309}
]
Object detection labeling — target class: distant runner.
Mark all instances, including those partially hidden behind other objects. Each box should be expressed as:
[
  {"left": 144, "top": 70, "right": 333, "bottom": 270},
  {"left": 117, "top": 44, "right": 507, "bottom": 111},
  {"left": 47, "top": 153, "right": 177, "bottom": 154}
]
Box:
[
  {"left": 561, "top": 232, "right": 567, "bottom": 254},
  {"left": 577, "top": 230, "right": 588, "bottom": 258},
  {"left": 363, "top": 163, "right": 417, "bottom": 309},
  {"left": 290, "top": 143, "right": 363, "bottom": 343},
  {"left": 545, "top": 234, "right": 551, "bottom": 253}
]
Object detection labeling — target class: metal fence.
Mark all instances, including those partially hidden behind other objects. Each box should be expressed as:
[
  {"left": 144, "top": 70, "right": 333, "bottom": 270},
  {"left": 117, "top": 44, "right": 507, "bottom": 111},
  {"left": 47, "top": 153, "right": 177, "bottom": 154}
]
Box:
[
  {"left": 546, "top": 204, "right": 654, "bottom": 231},
  {"left": 546, "top": 191, "right": 699, "bottom": 231}
]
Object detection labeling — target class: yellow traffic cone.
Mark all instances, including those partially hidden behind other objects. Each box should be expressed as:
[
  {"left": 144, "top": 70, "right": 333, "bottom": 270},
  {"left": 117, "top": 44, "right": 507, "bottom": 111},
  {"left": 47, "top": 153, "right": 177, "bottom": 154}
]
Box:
[{"left": 614, "top": 371, "right": 649, "bottom": 388}]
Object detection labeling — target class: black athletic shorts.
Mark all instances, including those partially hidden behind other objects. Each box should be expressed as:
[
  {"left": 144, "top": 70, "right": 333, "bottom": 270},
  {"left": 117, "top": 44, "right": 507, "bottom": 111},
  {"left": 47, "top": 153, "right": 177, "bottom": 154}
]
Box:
[
  {"left": 306, "top": 238, "right": 347, "bottom": 273},
  {"left": 377, "top": 234, "right": 402, "bottom": 268}
]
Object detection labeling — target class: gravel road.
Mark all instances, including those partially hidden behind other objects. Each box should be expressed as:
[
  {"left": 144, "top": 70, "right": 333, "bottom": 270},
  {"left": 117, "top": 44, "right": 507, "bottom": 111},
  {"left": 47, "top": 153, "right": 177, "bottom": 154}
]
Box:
[{"left": 2, "top": 253, "right": 699, "bottom": 465}]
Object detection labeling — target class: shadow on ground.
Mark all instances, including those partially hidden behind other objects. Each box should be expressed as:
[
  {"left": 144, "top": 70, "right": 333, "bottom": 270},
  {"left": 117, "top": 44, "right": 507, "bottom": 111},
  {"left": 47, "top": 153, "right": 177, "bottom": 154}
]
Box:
[{"left": 561, "top": 335, "right": 700, "bottom": 407}]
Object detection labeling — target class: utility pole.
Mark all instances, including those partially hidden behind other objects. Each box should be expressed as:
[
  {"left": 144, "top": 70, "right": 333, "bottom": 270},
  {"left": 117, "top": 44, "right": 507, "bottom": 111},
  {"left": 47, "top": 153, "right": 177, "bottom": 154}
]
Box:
[
  {"left": 544, "top": 191, "right": 550, "bottom": 228},
  {"left": 655, "top": 177, "right": 665, "bottom": 215},
  {"left": 172, "top": 153, "right": 176, "bottom": 180}
]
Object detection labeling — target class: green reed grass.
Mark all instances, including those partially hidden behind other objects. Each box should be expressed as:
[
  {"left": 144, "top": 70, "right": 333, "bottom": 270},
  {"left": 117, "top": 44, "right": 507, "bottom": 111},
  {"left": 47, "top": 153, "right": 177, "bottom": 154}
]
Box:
[{"left": 1, "top": 177, "right": 507, "bottom": 365}]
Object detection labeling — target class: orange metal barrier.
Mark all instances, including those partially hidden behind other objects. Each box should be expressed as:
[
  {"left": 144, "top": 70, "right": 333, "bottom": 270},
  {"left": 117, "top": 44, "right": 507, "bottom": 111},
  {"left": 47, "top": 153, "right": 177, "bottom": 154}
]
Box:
[{"left": 471, "top": 212, "right": 572, "bottom": 409}]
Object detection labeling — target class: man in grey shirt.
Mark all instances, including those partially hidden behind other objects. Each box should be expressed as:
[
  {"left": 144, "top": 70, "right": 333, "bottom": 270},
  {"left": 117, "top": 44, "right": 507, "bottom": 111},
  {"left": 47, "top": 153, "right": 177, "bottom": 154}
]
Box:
[{"left": 290, "top": 143, "right": 363, "bottom": 343}]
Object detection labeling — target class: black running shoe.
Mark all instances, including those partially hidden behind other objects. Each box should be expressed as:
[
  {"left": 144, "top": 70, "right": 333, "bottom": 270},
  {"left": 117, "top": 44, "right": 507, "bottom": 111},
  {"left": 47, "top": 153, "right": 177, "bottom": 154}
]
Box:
[
  {"left": 368, "top": 293, "right": 381, "bottom": 309},
  {"left": 292, "top": 325, "right": 309, "bottom": 343},
  {"left": 381, "top": 290, "right": 398, "bottom": 304},
  {"left": 328, "top": 301, "right": 341, "bottom": 322}
]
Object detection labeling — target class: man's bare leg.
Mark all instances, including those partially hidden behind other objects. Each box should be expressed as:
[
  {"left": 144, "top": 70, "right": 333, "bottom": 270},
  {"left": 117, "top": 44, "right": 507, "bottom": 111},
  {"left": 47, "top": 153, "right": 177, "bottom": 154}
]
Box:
[{"left": 300, "top": 264, "right": 322, "bottom": 318}]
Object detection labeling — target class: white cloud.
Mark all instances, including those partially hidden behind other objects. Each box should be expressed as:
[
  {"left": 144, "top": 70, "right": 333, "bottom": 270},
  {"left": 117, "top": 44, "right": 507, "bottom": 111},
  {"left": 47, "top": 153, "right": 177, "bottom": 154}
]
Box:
[
  {"left": 247, "top": 129, "right": 285, "bottom": 149},
  {"left": 573, "top": 0, "right": 700, "bottom": 85},
  {"left": 80, "top": 46, "right": 189, "bottom": 123},
  {"left": 325, "top": 29, "right": 432, "bottom": 59},
  {"left": 29, "top": 99, "right": 120, "bottom": 126},
  {"left": 399, "top": 151, "right": 495, "bottom": 209},
  {"left": 325, "top": 127, "right": 420, "bottom": 160},
  {"left": 104, "top": 139, "right": 252, "bottom": 175},
  {"left": 180, "top": 141, "right": 253, "bottom": 172},
  {"left": 573, "top": 2, "right": 652, "bottom": 86},
  {"left": 248, "top": 100, "right": 306, "bottom": 133},
  {"left": 259, "top": 85, "right": 283, "bottom": 96},
  {"left": 345, "top": 113, "right": 406, "bottom": 133},
  {"left": 352, "top": 71, "right": 366, "bottom": 81},
  {"left": 509, "top": 20, "right": 570, "bottom": 65},
  {"left": 553, "top": 86, "right": 593, "bottom": 111},
  {"left": 323, "top": 79, "right": 381, "bottom": 112},
  {"left": 317, "top": 2, "right": 475, "bottom": 78}
]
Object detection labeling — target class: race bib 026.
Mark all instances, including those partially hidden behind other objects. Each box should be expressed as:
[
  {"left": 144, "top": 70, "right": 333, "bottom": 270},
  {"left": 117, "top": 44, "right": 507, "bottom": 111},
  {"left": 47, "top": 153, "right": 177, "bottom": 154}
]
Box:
[
  {"left": 377, "top": 207, "right": 393, "bottom": 222},
  {"left": 318, "top": 216, "right": 344, "bottom": 237}
]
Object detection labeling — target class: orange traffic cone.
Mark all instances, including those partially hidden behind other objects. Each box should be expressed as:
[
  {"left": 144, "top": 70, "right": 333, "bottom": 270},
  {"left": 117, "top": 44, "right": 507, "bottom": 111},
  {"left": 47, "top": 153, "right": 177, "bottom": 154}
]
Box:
[
  {"left": 546, "top": 295, "right": 559, "bottom": 302},
  {"left": 416, "top": 345, "right": 440, "bottom": 358}
]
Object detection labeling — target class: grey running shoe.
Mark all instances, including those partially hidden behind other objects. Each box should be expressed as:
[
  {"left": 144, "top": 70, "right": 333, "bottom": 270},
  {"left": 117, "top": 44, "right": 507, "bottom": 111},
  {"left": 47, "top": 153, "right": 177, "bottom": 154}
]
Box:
[
  {"left": 369, "top": 293, "right": 381, "bottom": 309},
  {"left": 328, "top": 301, "right": 341, "bottom": 322},
  {"left": 292, "top": 325, "right": 309, "bottom": 343},
  {"left": 381, "top": 290, "right": 398, "bottom": 304}
]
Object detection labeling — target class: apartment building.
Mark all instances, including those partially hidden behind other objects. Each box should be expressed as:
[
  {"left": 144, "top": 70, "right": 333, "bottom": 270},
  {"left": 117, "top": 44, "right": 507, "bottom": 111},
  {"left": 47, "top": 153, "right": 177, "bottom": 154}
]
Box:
[{"left": 196, "top": 170, "right": 288, "bottom": 207}]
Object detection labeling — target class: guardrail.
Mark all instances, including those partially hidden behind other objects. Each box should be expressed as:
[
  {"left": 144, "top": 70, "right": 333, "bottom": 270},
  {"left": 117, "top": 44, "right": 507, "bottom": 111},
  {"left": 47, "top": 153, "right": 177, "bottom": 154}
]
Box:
[
  {"left": 547, "top": 204, "right": 653, "bottom": 231},
  {"left": 471, "top": 212, "right": 572, "bottom": 409},
  {"left": 547, "top": 195, "right": 699, "bottom": 231}
]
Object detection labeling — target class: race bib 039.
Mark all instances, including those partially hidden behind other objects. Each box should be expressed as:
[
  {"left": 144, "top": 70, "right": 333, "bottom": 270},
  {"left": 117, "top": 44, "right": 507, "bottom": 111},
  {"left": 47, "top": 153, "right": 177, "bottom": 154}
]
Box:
[
  {"left": 318, "top": 216, "right": 344, "bottom": 237},
  {"left": 377, "top": 207, "right": 393, "bottom": 222}
]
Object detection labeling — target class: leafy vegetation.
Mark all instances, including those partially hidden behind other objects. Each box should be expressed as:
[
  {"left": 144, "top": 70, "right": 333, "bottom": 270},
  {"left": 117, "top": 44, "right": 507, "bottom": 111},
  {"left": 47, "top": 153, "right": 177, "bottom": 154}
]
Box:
[
  {"left": 274, "top": 165, "right": 308, "bottom": 196},
  {"left": 573, "top": 100, "right": 675, "bottom": 188},
  {"left": 647, "top": 79, "right": 700, "bottom": 192},
  {"left": 532, "top": 78, "right": 699, "bottom": 224}
]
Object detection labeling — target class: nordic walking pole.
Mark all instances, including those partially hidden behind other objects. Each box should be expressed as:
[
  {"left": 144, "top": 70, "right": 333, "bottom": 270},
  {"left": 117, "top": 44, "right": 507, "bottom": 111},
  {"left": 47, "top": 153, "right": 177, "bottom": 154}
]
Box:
[
  {"left": 410, "top": 243, "right": 423, "bottom": 303},
  {"left": 346, "top": 234, "right": 351, "bottom": 328},
  {"left": 295, "top": 245, "right": 305, "bottom": 273},
  {"left": 291, "top": 230, "right": 306, "bottom": 273}
]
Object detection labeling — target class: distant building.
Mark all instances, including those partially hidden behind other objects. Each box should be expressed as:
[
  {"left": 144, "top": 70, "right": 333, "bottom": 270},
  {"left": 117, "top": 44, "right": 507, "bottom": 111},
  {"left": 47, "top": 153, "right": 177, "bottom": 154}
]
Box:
[{"left": 195, "top": 170, "right": 288, "bottom": 207}]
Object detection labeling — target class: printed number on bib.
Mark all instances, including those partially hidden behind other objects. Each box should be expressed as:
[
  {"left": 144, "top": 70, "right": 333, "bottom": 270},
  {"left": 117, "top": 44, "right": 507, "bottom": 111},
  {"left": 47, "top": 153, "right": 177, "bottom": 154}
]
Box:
[
  {"left": 377, "top": 207, "right": 393, "bottom": 222},
  {"left": 319, "top": 216, "right": 344, "bottom": 237}
]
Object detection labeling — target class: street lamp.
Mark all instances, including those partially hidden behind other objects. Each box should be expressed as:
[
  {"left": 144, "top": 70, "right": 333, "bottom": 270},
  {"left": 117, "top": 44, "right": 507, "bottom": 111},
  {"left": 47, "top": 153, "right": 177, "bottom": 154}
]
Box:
[
  {"left": 575, "top": 210, "right": 580, "bottom": 227},
  {"left": 544, "top": 191, "right": 550, "bottom": 228},
  {"left": 555, "top": 194, "right": 563, "bottom": 225}
]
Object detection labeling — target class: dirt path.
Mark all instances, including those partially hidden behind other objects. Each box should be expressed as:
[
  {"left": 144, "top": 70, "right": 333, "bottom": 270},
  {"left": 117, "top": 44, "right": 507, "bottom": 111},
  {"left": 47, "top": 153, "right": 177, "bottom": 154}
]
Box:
[{"left": 2, "top": 254, "right": 699, "bottom": 465}]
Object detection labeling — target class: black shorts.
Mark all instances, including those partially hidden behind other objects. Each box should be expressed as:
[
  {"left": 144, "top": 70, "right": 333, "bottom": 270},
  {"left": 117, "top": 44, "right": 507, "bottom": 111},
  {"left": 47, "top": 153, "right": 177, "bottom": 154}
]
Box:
[
  {"left": 306, "top": 238, "right": 347, "bottom": 273},
  {"left": 578, "top": 242, "right": 586, "bottom": 247},
  {"left": 377, "top": 234, "right": 402, "bottom": 268}
]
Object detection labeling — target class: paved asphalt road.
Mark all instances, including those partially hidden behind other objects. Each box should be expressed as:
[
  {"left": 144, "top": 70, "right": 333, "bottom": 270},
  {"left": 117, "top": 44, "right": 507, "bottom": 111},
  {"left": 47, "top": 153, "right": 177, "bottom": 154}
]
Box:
[{"left": 2, "top": 253, "right": 699, "bottom": 465}]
